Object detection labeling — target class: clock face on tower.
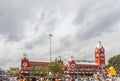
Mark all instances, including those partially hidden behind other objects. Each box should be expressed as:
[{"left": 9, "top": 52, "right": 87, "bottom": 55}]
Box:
[
  {"left": 96, "top": 54, "right": 99, "bottom": 57},
  {"left": 22, "top": 62, "right": 28, "bottom": 67}
]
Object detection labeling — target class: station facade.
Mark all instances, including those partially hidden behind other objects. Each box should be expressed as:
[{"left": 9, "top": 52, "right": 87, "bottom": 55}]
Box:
[{"left": 20, "top": 41, "right": 106, "bottom": 75}]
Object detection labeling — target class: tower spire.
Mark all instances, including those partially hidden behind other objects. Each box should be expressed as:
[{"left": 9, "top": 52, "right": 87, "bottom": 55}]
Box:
[{"left": 96, "top": 41, "right": 103, "bottom": 49}]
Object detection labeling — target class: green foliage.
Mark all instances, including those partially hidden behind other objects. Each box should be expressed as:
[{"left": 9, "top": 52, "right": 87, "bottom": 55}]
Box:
[
  {"left": 107, "top": 54, "right": 120, "bottom": 74},
  {"left": 46, "top": 61, "right": 63, "bottom": 75},
  {"left": 29, "top": 66, "right": 47, "bottom": 76}
]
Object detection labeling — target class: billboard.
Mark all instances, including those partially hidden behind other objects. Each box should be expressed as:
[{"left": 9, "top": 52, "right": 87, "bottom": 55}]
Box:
[{"left": 10, "top": 67, "right": 19, "bottom": 74}]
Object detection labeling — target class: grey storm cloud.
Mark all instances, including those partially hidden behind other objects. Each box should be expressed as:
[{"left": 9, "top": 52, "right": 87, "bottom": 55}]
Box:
[
  {"left": 0, "top": 0, "right": 62, "bottom": 42},
  {"left": 33, "top": 10, "right": 57, "bottom": 33},
  {"left": 60, "top": 36, "right": 72, "bottom": 47},
  {"left": 52, "top": 35, "right": 73, "bottom": 55},
  {"left": 24, "top": 12, "right": 59, "bottom": 50},
  {"left": 74, "top": 1, "right": 120, "bottom": 41},
  {"left": 0, "top": 0, "right": 34, "bottom": 41},
  {"left": 73, "top": 1, "right": 96, "bottom": 25},
  {"left": 24, "top": 34, "right": 49, "bottom": 50},
  {"left": 0, "top": 1, "right": 44, "bottom": 41}
]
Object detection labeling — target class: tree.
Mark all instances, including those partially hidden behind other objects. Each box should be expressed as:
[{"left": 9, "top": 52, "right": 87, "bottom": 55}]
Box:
[
  {"left": 29, "top": 66, "right": 47, "bottom": 76},
  {"left": 107, "top": 54, "right": 120, "bottom": 74},
  {"left": 46, "top": 61, "right": 63, "bottom": 76}
]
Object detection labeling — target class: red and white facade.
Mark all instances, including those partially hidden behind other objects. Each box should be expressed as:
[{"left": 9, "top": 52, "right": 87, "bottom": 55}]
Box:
[
  {"left": 21, "top": 41, "right": 106, "bottom": 75},
  {"left": 21, "top": 54, "right": 49, "bottom": 74},
  {"left": 95, "top": 41, "right": 106, "bottom": 73},
  {"left": 63, "top": 57, "right": 98, "bottom": 74}
]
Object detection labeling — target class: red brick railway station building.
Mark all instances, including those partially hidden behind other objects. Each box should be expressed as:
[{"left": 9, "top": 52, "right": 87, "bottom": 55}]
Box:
[{"left": 20, "top": 41, "right": 106, "bottom": 75}]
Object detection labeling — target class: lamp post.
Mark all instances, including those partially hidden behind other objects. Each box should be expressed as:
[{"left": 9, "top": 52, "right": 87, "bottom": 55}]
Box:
[{"left": 49, "top": 34, "right": 52, "bottom": 62}]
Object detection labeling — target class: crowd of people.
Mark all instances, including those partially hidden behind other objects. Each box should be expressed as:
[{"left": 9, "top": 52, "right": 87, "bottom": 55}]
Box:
[
  {"left": 0, "top": 75, "right": 97, "bottom": 81},
  {"left": 4, "top": 75, "right": 102, "bottom": 81},
  {"left": 1, "top": 74, "right": 120, "bottom": 81}
]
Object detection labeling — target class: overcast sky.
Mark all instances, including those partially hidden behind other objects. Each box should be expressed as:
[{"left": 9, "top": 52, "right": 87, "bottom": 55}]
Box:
[{"left": 0, "top": 0, "right": 120, "bottom": 70}]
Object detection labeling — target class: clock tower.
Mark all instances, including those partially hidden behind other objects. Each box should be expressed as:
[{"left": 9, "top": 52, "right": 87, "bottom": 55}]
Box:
[{"left": 95, "top": 41, "right": 106, "bottom": 72}]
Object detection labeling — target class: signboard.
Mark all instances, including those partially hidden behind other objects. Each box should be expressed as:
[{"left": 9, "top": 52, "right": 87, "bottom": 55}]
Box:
[{"left": 10, "top": 67, "right": 19, "bottom": 74}]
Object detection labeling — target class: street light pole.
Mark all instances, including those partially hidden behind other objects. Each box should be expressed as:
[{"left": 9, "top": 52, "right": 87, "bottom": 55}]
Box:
[{"left": 49, "top": 34, "right": 52, "bottom": 62}]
